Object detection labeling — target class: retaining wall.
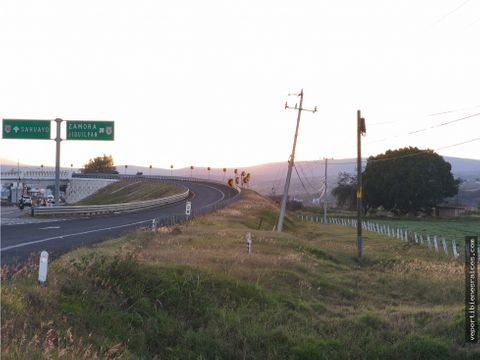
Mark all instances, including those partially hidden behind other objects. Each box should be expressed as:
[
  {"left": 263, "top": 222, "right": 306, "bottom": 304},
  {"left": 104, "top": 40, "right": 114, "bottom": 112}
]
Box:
[{"left": 65, "top": 178, "right": 118, "bottom": 204}]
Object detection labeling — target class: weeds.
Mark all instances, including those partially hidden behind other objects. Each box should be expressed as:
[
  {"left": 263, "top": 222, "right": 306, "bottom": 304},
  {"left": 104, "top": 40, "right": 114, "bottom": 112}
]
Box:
[{"left": 1, "top": 190, "right": 475, "bottom": 359}]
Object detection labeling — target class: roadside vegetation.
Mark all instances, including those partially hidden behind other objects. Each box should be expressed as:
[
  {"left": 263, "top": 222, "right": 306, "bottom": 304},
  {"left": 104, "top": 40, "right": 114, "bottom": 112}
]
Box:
[
  {"left": 302, "top": 206, "right": 480, "bottom": 246},
  {"left": 1, "top": 190, "right": 477, "bottom": 359},
  {"left": 75, "top": 180, "right": 184, "bottom": 206}
]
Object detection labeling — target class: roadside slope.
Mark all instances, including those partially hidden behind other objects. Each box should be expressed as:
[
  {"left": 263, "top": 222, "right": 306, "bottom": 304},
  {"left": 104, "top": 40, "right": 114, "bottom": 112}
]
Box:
[
  {"left": 1, "top": 190, "right": 473, "bottom": 359},
  {"left": 75, "top": 179, "right": 184, "bottom": 205}
]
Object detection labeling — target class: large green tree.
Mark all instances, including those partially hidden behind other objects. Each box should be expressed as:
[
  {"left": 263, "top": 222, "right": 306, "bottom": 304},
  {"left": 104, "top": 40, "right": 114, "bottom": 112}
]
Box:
[
  {"left": 363, "top": 147, "right": 459, "bottom": 215},
  {"left": 332, "top": 172, "right": 357, "bottom": 210},
  {"left": 82, "top": 154, "right": 117, "bottom": 174}
]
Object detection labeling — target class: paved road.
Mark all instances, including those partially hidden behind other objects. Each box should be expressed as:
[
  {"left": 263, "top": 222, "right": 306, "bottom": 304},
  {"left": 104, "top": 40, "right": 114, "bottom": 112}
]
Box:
[
  {"left": 1, "top": 180, "right": 237, "bottom": 265},
  {"left": 1, "top": 206, "right": 66, "bottom": 226}
]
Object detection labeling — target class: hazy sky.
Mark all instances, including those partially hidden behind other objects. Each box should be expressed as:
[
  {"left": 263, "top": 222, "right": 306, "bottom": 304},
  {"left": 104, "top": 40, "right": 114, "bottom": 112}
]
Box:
[{"left": 1, "top": 0, "right": 479, "bottom": 169}]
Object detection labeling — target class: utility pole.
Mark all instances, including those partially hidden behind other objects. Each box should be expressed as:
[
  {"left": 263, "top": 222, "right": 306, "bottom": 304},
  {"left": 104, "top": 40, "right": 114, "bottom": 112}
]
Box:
[
  {"left": 356, "top": 110, "right": 366, "bottom": 262},
  {"left": 276, "top": 89, "right": 317, "bottom": 232},
  {"left": 54, "top": 118, "right": 62, "bottom": 206},
  {"left": 323, "top": 157, "right": 328, "bottom": 224}
]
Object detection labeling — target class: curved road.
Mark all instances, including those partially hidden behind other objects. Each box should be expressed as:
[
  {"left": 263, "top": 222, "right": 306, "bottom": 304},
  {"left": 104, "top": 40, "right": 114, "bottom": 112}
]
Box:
[{"left": 1, "top": 180, "right": 238, "bottom": 266}]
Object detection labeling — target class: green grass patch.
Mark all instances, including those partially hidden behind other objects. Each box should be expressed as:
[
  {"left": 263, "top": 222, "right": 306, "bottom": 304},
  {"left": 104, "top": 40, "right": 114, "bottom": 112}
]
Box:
[
  {"left": 76, "top": 179, "right": 183, "bottom": 205},
  {"left": 1, "top": 190, "right": 476, "bottom": 359}
]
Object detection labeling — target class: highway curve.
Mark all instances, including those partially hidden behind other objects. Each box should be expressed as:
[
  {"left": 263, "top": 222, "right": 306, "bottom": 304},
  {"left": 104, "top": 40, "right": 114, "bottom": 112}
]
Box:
[{"left": 1, "top": 180, "right": 239, "bottom": 266}]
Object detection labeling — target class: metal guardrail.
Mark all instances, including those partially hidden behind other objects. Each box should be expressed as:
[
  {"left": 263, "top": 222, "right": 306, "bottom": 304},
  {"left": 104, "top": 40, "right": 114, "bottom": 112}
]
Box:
[
  {"left": 31, "top": 188, "right": 190, "bottom": 217},
  {"left": 72, "top": 173, "right": 233, "bottom": 186},
  {"left": 150, "top": 188, "right": 242, "bottom": 229}
]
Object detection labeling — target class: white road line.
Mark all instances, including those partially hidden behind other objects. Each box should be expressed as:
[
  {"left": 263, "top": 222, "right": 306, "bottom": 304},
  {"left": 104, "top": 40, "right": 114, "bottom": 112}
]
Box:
[
  {"left": 1, "top": 219, "right": 151, "bottom": 252},
  {"left": 199, "top": 184, "right": 226, "bottom": 207},
  {"left": 39, "top": 226, "right": 61, "bottom": 230},
  {"left": 2, "top": 184, "right": 229, "bottom": 252}
]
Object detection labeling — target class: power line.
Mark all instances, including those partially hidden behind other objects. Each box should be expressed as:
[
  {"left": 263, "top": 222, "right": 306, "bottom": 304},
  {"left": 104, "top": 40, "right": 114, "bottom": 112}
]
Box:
[
  {"left": 271, "top": 162, "right": 286, "bottom": 194},
  {"left": 435, "top": 137, "right": 480, "bottom": 151},
  {"left": 367, "top": 137, "right": 480, "bottom": 163},
  {"left": 293, "top": 163, "right": 312, "bottom": 196},
  {"left": 327, "top": 161, "right": 358, "bottom": 166},
  {"left": 427, "top": 105, "right": 480, "bottom": 117},
  {"left": 435, "top": 0, "right": 472, "bottom": 24},
  {"left": 408, "top": 112, "right": 480, "bottom": 135},
  {"left": 296, "top": 162, "right": 319, "bottom": 193},
  {"left": 365, "top": 111, "right": 480, "bottom": 145}
]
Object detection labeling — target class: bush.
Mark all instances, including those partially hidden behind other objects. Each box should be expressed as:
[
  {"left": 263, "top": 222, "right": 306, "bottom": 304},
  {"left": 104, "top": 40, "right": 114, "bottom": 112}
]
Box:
[{"left": 391, "top": 335, "right": 450, "bottom": 360}]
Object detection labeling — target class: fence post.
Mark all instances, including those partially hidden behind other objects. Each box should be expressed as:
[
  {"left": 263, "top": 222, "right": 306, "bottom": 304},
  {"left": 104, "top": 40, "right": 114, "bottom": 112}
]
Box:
[
  {"left": 452, "top": 240, "right": 459, "bottom": 258},
  {"left": 433, "top": 236, "right": 439, "bottom": 252},
  {"left": 427, "top": 235, "right": 432, "bottom": 249},
  {"left": 442, "top": 238, "right": 448, "bottom": 256},
  {"left": 414, "top": 232, "right": 418, "bottom": 244}
]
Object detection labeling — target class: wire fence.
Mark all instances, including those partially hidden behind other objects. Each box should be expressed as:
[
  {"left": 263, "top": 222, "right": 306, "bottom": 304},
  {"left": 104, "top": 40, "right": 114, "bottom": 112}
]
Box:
[{"left": 298, "top": 215, "right": 467, "bottom": 260}]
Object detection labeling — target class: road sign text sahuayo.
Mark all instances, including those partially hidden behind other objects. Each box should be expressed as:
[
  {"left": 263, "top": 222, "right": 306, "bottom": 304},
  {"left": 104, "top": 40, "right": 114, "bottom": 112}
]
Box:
[
  {"left": 66, "top": 121, "right": 114, "bottom": 141},
  {"left": 2, "top": 119, "right": 51, "bottom": 139}
]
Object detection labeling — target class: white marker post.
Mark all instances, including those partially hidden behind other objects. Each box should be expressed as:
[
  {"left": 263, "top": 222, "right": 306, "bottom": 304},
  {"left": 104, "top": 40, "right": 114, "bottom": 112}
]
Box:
[
  {"left": 452, "top": 240, "right": 459, "bottom": 258},
  {"left": 427, "top": 235, "right": 432, "bottom": 249},
  {"left": 442, "top": 238, "right": 448, "bottom": 256},
  {"left": 38, "top": 251, "right": 49, "bottom": 285},
  {"left": 185, "top": 201, "right": 192, "bottom": 216},
  {"left": 246, "top": 232, "right": 252, "bottom": 255}
]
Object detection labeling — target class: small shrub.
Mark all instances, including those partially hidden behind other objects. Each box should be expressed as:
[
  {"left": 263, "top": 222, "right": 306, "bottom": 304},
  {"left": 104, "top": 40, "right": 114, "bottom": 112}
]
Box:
[
  {"left": 291, "top": 338, "right": 348, "bottom": 360},
  {"left": 391, "top": 335, "right": 450, "bottom": 360}
]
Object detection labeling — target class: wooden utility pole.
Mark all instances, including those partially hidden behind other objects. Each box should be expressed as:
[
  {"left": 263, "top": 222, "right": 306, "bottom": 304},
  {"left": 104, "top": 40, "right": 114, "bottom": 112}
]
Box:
[
  {"left": 356, "top": 110, "right": 366, "bottom": 261},
  {"left": 276, "top": 89, "right": 317, "bottom": 232},
  {"left": 323, "top": 158, "right": 328, "bottom": 224}
]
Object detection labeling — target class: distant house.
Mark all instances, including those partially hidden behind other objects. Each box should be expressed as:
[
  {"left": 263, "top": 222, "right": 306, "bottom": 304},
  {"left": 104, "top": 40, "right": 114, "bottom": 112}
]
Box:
[{"left": 434, "top": 205, "right": 466, "bottom": 218}]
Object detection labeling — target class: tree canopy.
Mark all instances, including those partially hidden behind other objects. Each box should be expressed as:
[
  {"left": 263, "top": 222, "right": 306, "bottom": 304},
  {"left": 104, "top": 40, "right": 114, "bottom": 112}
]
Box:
[
  {"left": 331, "top": 172, "right": 357, "bottom": 210},
  {"left": 363, "top": 147, "right": 459, "bottom": 215},
  {"left": 82, "top": 154, "right": 117, "bottom": 174}
]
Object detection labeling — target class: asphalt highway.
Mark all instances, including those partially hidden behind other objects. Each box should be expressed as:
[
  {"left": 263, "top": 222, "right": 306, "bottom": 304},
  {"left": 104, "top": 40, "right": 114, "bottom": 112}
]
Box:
[{"left": 1, "top": 180, "right": 238, "bottom": 266}]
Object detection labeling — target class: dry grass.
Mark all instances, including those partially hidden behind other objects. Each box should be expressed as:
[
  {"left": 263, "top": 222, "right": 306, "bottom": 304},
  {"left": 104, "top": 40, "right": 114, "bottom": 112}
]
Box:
[
  {"left": 75, "top": 179, "right": 183, "bottom": 205},
  {"left": 2, "top": 189, "right": 475, "bottom": 359}
]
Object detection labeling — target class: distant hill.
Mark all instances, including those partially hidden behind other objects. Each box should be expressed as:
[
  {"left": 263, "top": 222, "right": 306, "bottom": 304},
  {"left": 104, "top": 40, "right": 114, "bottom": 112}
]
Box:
[
  {"left": 0, "top": 158, "right": 21, "bottom": 166},
  {"left": 443, "top": 157, "right": 480, "bottom": 177},
  {"left": 2, "top": 156, "right": 479, "bottom": 205}
]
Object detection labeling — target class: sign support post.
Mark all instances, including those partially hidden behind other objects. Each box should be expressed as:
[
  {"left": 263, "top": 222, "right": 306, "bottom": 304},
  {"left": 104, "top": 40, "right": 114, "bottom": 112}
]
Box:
[
  {"left": 3, "top": 118, "right": 114, "bottom": 207},
  {"left": 54, "top": 118, "right": 63, "bottom": 206}
]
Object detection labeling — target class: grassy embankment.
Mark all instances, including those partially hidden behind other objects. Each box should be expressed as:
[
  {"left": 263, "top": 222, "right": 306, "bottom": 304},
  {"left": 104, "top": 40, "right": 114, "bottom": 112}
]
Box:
[
  {"left": 75, "top": 180, "right": 184, "bottom": 205},
  {"left": 303, "top": 208, "right": 480, "bottom": 246},
  {"left": 2, "top": 190, "right": 478, "bottom": 359}
]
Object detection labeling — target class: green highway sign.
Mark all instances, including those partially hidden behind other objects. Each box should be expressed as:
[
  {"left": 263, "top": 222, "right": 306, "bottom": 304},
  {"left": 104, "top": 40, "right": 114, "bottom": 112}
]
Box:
[
  {"left": 66, "top": 121, "right": 114, "bottom": 141},
  {"left": 2, "top": 119, "right": 51, "bottom": 139}
]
